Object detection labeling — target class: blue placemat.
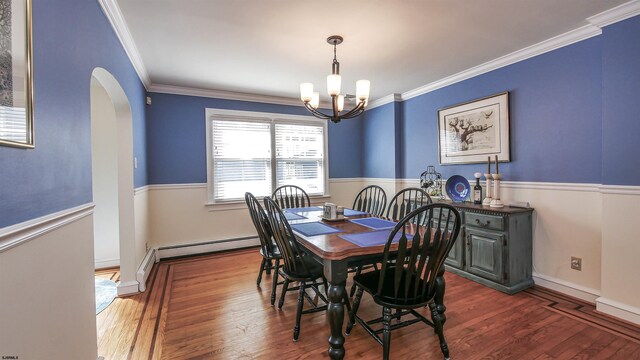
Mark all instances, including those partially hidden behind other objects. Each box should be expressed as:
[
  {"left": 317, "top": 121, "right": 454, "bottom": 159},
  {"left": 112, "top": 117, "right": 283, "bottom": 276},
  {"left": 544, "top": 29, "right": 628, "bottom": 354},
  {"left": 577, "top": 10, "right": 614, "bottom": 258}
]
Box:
[
  {"left": 291, "top": 222, "right": 343, "bottom": 237},
  {"left": 339, "top": 230, "right": 402, "bottom": 247},
  {"left": 289, "top": 206, "right": 323, "bottom": 214},
  {"left": 284, "top": 212, "right": 306, "bottom": 221},
  {"left": 350, "top": 217, "right": 397, "bottom": 230},
  {"left": 343, "top": 208, "right": 369, "bottom": 216}
]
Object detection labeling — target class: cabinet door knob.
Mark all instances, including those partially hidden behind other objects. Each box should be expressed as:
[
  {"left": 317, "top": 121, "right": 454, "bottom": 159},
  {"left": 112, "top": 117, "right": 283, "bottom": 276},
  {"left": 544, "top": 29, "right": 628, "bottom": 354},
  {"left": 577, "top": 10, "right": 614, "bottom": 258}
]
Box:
[{"left": 475, "top": 219, "right": 490, "bottom": 228}]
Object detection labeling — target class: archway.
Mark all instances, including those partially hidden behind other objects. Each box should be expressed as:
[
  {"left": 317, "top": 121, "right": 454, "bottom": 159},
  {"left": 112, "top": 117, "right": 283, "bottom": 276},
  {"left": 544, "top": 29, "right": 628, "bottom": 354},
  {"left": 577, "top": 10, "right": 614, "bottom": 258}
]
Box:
[{"left": 90, "top": 68, "right": 137, "bottom": 296}]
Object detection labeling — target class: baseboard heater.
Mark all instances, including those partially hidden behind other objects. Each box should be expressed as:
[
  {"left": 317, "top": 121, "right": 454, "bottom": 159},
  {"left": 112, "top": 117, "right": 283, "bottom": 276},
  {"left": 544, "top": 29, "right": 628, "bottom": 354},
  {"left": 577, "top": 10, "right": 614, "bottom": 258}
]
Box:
[
  {"left": 156, "top": 236, "right": 260, "bottom": 260},
  {"left": 136, "top": 248, "right": 158, "bottom": 292}
]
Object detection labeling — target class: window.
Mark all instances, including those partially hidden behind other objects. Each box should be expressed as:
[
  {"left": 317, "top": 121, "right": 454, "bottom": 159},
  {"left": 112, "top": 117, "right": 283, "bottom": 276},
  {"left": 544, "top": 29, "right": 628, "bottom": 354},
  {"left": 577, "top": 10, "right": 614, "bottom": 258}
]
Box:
[{"left": 206, "top": 109, "right": 328, "bottom": 203}]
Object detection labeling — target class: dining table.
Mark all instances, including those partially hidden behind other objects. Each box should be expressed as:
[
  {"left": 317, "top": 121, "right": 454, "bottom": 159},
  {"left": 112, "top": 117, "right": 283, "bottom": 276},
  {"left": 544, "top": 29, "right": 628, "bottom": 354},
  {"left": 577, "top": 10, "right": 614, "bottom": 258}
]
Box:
[{"left": 283, "top": 206, "right": 448, "bottom": 360}]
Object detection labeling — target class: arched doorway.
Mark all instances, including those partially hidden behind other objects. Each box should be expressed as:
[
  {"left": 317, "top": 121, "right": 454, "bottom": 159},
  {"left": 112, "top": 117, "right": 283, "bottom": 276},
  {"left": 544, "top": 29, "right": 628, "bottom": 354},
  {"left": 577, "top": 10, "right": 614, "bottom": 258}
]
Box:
[{"left": 90, "top": 68, "right": 137, "bottom": 296}]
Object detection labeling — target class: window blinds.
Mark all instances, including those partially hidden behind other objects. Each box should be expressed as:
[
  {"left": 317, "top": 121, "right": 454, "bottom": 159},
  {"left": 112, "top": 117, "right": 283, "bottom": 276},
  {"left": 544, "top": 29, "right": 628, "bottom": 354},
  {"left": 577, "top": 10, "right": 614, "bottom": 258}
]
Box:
[
  {"left": 212, "top": 120, "right": 272, "bottom": 201},
  {"left": 0, "top": 106, "right": 27, "bottom": 143},
  {"left": 210, "top": 118, "right": 326, "bottom": 201},
  {"left": 275, "top": 123, "right": 324, "bottom": 196}
]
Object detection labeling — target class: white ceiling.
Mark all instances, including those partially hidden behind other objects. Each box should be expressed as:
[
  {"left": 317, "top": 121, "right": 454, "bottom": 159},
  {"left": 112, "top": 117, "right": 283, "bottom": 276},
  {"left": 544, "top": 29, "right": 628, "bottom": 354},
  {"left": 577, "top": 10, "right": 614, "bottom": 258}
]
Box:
[{"left": 117, "top": 0, "right": 628, "bottom": 102}]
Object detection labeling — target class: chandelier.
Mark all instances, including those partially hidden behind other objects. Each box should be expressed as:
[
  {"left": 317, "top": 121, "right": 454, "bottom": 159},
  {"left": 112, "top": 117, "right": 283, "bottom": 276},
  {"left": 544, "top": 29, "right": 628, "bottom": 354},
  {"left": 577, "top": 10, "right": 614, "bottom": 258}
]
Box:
[{"left": 299, "top": 35, "right": 370, "bottom": 123}]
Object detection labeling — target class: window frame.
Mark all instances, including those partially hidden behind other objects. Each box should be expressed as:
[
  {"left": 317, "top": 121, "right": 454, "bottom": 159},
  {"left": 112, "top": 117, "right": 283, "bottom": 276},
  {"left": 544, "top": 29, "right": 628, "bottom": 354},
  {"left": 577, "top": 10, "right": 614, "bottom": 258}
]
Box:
[{"left": 205, "top": 108, "right": 330, "bottom": 208}]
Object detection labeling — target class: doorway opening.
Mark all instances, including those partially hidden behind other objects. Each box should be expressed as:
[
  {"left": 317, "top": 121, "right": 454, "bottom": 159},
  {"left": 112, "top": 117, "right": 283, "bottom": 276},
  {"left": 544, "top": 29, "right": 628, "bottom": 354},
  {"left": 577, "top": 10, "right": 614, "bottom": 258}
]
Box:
[{"left": 90, "top": 68, "right": 137, "bottom": 299}]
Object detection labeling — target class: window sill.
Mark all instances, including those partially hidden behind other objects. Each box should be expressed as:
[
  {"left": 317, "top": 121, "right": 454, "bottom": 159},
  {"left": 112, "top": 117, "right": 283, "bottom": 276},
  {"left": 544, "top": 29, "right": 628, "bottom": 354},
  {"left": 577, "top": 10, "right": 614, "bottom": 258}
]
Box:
[{"left": 205, "top": 194, "right": 332, "bottom": 212}]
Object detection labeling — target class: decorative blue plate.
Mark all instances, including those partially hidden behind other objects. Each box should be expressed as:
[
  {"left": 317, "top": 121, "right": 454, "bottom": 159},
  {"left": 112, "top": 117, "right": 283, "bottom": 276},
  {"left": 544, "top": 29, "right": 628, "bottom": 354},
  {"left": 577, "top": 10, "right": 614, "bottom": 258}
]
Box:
[{"left": 445, "top": 175, "right": 470, "bottom": 202}]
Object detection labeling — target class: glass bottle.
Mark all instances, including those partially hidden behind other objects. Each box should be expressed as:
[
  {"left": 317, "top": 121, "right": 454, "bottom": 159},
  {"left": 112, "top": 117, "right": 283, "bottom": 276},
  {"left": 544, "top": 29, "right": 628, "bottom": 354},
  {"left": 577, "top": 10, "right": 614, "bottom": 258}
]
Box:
[{"left": 473, "top": 174, "right": 482, "bottom": 204}]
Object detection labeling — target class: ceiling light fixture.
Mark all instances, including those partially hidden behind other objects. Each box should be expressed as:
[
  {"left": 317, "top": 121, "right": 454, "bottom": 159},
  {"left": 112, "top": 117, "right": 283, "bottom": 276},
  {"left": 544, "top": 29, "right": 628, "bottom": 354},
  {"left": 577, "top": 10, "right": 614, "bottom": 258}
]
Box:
[{"left": 300, "top": 35, "right": 370, "bottom": 123}]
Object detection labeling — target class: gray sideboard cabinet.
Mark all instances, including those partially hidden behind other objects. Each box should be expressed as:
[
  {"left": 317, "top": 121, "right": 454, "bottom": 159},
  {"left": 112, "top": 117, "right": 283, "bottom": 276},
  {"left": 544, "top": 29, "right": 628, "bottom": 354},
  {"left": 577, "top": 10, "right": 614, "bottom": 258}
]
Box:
[{"left": 437, "top": 201, "right": 534, "bottom": 294}]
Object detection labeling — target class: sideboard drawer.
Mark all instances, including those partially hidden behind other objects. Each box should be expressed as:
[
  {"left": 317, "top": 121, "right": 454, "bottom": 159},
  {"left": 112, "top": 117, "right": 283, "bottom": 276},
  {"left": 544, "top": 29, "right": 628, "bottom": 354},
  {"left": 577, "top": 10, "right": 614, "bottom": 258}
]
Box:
[{"left": 465, "top": 212, "right": 504, "bottom": 231}]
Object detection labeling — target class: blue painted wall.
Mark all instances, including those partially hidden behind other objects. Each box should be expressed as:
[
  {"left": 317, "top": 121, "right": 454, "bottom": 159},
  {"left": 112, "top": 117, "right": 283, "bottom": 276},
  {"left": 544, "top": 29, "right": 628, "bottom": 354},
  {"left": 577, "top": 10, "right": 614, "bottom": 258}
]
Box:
[
  {"left": 395, "top": 37, "right": 604, "bottom": 182},
  {"left": 362, "top": 103, "right": 397, "bottom": 178},
  {"left": 146, "top": 92, "right": 363, "bottom": 184},
  {"left": 602, "top": 16, "right": 640, "bottom": 186},
  {"left": 0, "top": 0, "right": 147, "bottom": 228},
  {"left": 364, "top": 16, "right": 640, "bottom": 185}
]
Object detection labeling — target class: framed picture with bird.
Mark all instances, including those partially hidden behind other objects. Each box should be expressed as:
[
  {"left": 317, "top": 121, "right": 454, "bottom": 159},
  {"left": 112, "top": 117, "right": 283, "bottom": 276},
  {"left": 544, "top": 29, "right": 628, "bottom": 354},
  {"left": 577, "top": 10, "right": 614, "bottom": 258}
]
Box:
[{"left": 437, "top": 92, "right": 510, "bottom": 165}]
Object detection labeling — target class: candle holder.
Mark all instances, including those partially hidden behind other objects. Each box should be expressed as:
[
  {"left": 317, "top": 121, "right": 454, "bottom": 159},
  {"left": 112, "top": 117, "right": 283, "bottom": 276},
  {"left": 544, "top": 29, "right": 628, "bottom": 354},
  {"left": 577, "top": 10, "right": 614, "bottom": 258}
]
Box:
[
  {"left": 483, "top": 173, "right": 493, "bottom": 206},
  {"left": 490, "top": 173, "right": 504, "bottom": 208}
]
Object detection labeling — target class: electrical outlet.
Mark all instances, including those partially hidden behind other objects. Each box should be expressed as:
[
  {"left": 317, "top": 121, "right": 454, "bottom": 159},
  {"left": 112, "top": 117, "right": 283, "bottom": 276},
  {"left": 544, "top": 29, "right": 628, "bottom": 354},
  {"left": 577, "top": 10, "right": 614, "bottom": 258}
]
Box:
[
  {"left": 145, "top": 242, "right": 149, "bottom": 252},
  {"left": 571, "top": 257, "right": 582, "bottom": 271}
]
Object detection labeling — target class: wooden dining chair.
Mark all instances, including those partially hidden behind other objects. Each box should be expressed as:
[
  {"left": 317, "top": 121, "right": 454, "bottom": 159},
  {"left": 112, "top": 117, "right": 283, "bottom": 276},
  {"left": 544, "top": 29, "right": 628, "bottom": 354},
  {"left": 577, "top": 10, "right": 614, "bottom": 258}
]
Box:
[
  {"left": 272, "top": 185, "right": 311, "bottom": 209},
  {"left": 352, "top": 185, "right": 387, "bottom": 217},
  {"left": 386, "top": 187, "right": 432, "bottom": 221},
  {"left": 346, "top": 203, "right": 461, "bottom": 360},
  {"left": 348, "top": 185, "right": 388, "bottom": 297},
  {"left": 244, "top": 192, "right": 282, "bottom": 306},
  {"left": 263, "top": 196, "right": 329, "bottom": 341}
]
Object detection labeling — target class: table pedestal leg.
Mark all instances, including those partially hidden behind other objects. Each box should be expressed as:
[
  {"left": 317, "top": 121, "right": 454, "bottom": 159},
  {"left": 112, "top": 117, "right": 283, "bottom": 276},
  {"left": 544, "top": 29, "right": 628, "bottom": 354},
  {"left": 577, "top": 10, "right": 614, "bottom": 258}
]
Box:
[
  {"left": 327, "top": 282, "right": 346, "bottom": 360},
  {"left": 435, "top": 268, "right": 447, "bottom": 325}
]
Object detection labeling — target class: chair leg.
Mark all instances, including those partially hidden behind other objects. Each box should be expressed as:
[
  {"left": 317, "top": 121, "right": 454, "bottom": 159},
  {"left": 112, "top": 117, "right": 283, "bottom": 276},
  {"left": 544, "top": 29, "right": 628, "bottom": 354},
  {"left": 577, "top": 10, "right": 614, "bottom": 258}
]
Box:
[
  {"left": 293, "top": 282, "right": 306, "bottom": 341},
  {"left": 265, "top": 259, "right": 272, "bottom": 275},
  {"left": 270, "top": 259, "right": 280, "bottom": 306},
  {"left": 382, "top": 306, "right": 392, "bottom": 360},
  {"left": 345, "top": 287, "right": 363, "bottom": 335},
  {"left": 257, "top": 258, "right": 267, "bottom": 286},
  {"left": 349, "top": 266, "right": 362, "bottom": 297},
  {"left": 429, "top": 302, "right": 450, "bottom": 360},
  {"left": 278, "top": 279, "right": 290, "bottom": 309},
  {"left": 343, "top": 291, "right": 351, "bottom": 313}
]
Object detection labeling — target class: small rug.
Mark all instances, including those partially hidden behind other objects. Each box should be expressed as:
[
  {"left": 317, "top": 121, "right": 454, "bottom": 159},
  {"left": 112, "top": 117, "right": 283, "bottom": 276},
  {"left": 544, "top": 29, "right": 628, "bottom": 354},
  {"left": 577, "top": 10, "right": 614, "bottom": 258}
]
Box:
[{"left": 95, "top": 277, "right": 117, "bottom": 315}]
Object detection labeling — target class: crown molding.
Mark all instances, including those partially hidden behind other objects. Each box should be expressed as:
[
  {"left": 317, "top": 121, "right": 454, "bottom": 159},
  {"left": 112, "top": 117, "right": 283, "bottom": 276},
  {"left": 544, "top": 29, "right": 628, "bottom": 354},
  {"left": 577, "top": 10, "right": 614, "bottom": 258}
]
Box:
[
  {"left": 587, "top": 0, "right": 640, "bottom": 28},
  {"left": 367, "top": 93, "right": 402, "bottom": 110},
  {"left": 148, "top": 83, "right": 331, "bottom": 109},
  {"left": 98, "top": 0, "right": 151, "bottom": 88},
  {"left": 100, "top": 0, "right": 640, "bottom": 108},
  {"left": 401, "top": 24, "right": 602, "bottom": 101}
]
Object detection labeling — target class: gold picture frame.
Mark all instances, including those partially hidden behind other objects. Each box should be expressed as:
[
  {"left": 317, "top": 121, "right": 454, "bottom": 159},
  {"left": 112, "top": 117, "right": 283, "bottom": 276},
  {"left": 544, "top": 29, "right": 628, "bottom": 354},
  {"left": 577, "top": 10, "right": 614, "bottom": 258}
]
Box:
[{"left": 0, "top": 0, "right": 34, "bottom": 148}]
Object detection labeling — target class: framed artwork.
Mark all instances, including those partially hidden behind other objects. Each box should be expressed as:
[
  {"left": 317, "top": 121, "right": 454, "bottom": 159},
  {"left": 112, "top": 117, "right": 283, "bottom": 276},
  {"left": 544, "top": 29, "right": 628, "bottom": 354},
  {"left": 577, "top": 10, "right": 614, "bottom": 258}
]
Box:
[
  {"left": 0, "top": 0, "right": 34, "bottom": 148},
  {"left": 438, "top": 92, "right": 510, "bottom": 165}
]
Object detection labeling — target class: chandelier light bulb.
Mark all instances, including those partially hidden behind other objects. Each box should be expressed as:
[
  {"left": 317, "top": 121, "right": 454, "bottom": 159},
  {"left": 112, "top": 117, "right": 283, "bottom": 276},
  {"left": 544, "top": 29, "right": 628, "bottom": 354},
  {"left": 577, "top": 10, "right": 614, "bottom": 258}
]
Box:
[
  {"left": 310, "top": 92, "right": 320, "bottom": 109},
  {"left": 327, "top": 74, "right": 341, "bottom": 96},
  {"left": 300, "top": 83, "right": 314, "bottom": 102},
  {"left": 356, "top": 80, "right": 370, "bottom": 101},
  {"left": 337, "top": 95, "right": 344, "bottom": 112}
]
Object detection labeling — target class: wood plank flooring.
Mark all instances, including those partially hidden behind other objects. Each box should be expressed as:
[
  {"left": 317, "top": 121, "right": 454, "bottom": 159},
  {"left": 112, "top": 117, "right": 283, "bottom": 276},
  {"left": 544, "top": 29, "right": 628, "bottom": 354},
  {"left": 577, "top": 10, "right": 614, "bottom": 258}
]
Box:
[{"left": 96, "top": 249, "right": 640, "bottom": 359}]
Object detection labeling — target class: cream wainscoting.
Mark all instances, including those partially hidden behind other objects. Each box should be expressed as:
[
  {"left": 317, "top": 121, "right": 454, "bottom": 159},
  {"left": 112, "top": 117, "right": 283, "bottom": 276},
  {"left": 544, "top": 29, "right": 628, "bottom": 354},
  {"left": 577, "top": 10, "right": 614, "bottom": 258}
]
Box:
[
  {"left": 599, "top": 190, "right": 640, "bottom": 324},
  {"left": 0, "top": 205, "right": 97, "bottom": 360},
  {"left": 144, "top": 178, "right": 640, "bottom": 324},
  {"left": 146, "top": 179, "right": 366, "bottom": 250}
]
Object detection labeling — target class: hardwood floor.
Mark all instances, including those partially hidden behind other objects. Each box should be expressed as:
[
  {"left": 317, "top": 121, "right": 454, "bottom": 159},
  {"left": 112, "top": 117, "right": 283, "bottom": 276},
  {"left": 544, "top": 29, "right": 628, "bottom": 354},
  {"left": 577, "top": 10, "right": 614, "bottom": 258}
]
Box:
[{"left": 96, "top": 249, "right": 640, "bottom": 359}]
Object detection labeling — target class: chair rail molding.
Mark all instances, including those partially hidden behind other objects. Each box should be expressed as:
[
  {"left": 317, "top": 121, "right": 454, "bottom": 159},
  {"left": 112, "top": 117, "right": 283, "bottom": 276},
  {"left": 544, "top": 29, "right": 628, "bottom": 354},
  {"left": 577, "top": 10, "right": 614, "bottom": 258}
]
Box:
[{"left": 0, "top": 203, "right": 95, "bottom": 253}]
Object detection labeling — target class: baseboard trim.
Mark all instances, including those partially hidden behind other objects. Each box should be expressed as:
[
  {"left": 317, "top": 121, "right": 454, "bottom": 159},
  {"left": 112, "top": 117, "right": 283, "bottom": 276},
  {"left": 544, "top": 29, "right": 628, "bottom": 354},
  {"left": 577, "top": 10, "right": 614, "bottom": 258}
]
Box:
[
  {"left": 0, "top": 203, "right": 95, "bottom": 253},
  {"left": 95, "top": 258, "right": 120, "bottom": 269},
  {"left": 532, "top": 272, "right": 600, "bottom": 303},
  {"left": 596, "top": 297, "right": 640, "bottom": 325},
  {"left": 117, "top": 280, "right": 140, "bottom": 296},
  {"left": 157, "top": 236, "right": 260, "bottom": 259}
]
